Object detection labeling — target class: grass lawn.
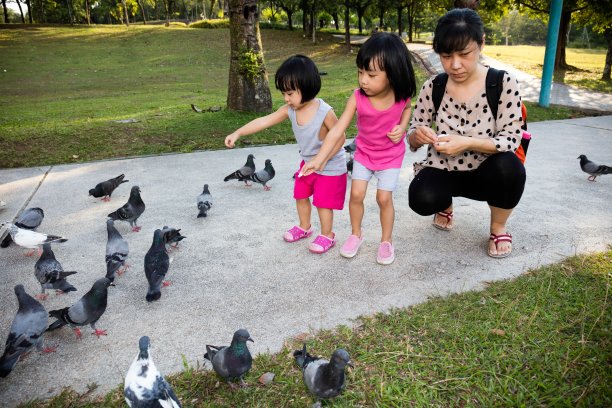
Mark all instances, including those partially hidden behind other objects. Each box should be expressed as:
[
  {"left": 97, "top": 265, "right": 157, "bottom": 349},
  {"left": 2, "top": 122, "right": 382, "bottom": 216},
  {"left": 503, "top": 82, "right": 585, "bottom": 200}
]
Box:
[
  {"left": 484, "top": 45, "right": 611, "bottom": 93},
  {"left": 22, "top": 249, "right": 611, "bottom": 407},
  {"left": 0, "top": 26, "right": 593, "bottom": 169}
]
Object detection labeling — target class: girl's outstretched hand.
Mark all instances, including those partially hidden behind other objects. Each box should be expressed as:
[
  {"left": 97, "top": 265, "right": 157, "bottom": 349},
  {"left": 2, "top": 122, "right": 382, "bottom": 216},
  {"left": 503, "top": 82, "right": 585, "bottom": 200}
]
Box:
[
  {"left": 225, "top": 133, "right": 239, "bottom": 148},
  {"left": 387, "top": 125, "right": 407, "bottom": 144},
  {"left": 298, "top": 159, "right": 322, "bottom": 177}
]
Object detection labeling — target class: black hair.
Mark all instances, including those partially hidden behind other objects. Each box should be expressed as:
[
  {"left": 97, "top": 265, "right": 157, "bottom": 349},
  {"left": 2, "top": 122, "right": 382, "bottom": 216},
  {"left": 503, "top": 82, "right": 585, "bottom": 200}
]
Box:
[
  {"left": 274, "top": 54, "right": 321, "bottom": 103},
  {"left": 433, "top": 8, "right": 484, "bottom": 54},
  {"left": 356, "top": 32, "right": 416, "bottom": 102}
]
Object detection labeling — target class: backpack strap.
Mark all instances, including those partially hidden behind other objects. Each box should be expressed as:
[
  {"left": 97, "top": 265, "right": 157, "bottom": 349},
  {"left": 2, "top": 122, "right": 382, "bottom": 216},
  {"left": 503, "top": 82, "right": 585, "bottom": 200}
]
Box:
[
  {"left": 431, "top": 73, "right": 448, "bottom": 121},
  {"left": 485, "top": 67, "right": 506, "bottom": 122}
]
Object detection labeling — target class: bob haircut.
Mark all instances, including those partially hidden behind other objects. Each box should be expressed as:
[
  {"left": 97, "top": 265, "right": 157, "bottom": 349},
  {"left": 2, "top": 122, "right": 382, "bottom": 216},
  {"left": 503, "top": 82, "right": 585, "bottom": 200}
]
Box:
[
  {"left": 356, "top": 32, "right": 416, "bottom": 102},
  {"left": 275, "top": 54, "right": 321, "bottom": 103},
  {"left": 433, "top": 8, "right": 484, "bottom": 55}
]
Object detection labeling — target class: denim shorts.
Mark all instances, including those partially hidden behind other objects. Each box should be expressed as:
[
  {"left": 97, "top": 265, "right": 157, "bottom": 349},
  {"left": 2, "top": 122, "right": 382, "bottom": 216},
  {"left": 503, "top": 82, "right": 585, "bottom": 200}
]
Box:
[{"left": 351, "top": 159, "right": 401, "bottom": 192}]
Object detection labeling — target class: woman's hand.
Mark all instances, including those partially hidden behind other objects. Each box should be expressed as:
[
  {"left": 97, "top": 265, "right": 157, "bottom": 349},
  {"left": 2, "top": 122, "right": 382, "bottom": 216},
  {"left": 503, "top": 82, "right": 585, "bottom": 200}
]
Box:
[
  {"left": 387, "top": 125, "right": 406, "bottom": 144},
  {"left": 434, "top": 134, "right": 470, "bottom": 156},
  {"left": 411, "top": 126, "right": 438, "bottom": 148},
  {"left": 224, "top": 132, "right": 239, "bottom": 148}
]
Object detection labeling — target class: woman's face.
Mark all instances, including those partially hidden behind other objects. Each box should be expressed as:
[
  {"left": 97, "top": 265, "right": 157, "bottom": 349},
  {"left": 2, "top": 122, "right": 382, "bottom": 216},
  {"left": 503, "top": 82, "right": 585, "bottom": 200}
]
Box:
[{"left": 439, "top": 40, "right": 482, "bottom": 83}]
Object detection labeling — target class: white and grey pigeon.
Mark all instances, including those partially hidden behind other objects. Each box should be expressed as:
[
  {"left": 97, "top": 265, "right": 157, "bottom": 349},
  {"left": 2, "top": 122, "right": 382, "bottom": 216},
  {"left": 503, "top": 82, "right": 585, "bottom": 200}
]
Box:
[
  {"left": 106, "top": 219, "right": 129, "bottom": 283},
  {"left": 204, "top": 328, "right": 254, "bottom": 388},
  {"left": 1, "top": 222, "right": 67, "bottom": 256},
  {"left": 161, "top": 226, "right": 186, "bottom": 252},
  {"left": 293, "top": 344, "right": 353, "bottom": 408},
  {"left": 0, "top": 285, "right": 53, "bottom": 378},
  {"left": 578, "top": 154, "right": 611, "bottom": 181},
  {"left": 89, "top": 174, "right": 129, "bottom": 201},
  {"left": 246, "top": 159, "right": 276, "bottom": 190},
  {"left": 124, "top": 336, "right": 182, "bottom": 408},
  {"left": 197, "top": 184, "right": 213, "bottom": 218},
  {"left": 145, "top": 229, "right": 170, "bottom": 302},
  {"left": 108, "top": 185, "right": 146, "bottom": 232},
  {"left": 224, "top": 154, "right": 256, "bottom": 186},
  {"left": 1, "top": 207, "right": 44, "bottom": 248},
  {"left": 47, "top": 277, "right": 112, "bottom": 339},
  {"left": 34, "top": 243, "right": 78, "bottom": 300}
]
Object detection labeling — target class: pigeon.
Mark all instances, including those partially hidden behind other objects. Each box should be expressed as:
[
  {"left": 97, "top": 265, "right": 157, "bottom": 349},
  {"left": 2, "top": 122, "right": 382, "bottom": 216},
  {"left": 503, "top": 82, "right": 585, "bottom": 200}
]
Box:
[
  {"left": 293, "top": 344, "right": 353, "bottom": 407},
  {"left": 106, "top": 219, "right": 129, "bottom": 283},
  {"left": 191, "top": 103, "right": 203, "bottom": 113},
  {"left": 577, "top": 154, "right": 611, "bottom": 181},
  {"left": 47, "top": 277, "right": 112, "bottom": 339},
  {"left": 89, "top": 174, "right": 129, "bottom": 201},
  {"left": 108, "top": 185, "right": 146, "bottom": 232},
  {"left": 34, "top": 243, "right": 78, "bottom": 300},
  {"left": 145, "top": 229, "right": 170, "bottom": 302},
  {"left": 124, "top": 336, "right": 182, "bottom": 408},
  {"left": 1, "top": 222, "right": 67, "bottom": 256},
  {"left": 344, "top": 140, "right": 357, "bottom": 154},
  {"left": 204, "top": 329, "right": 254, "bottom": 388},
  {"left": 197, "top": 184, "right": 213, "bottom": 218},
  {"left": 0, "top": 285, "right": 52, "bottom": 378},
  {"left": 246, "top": 159, "right": 276, "bottom": 190},
  {"left": 346, "top": 158, "right": 353, "bottom": 174},
  {"left": 1, "top": 207, "right": 44, "bottom": 248},
  {"left": 224, "top": 154, "right": 256, "bottom": 185},
  {"left": 161, "top": 226, "right": 186, "bottom": 252}
]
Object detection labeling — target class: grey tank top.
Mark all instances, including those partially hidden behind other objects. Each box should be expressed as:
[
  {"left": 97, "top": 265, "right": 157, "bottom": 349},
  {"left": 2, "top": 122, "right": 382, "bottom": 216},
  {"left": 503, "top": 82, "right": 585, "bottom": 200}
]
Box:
[{"left": 288, "top": 99, "right": 347, "bottom": 176}]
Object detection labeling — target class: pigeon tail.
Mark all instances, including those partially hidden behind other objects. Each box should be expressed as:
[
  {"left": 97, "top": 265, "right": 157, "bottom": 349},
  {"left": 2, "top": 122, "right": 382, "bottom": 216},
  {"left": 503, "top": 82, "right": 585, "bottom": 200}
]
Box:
[
  {"left": 47, "top": 308, "right": 69, "bottom": 331},
  {"left": 294, "top": 343, "right": 315, "bottom": 369},
  {"left": 0, "top": 352, "right": 19, "bottom": 378},
  {"left": 146, "top": 289, "right": 161, "bottom": 302}
]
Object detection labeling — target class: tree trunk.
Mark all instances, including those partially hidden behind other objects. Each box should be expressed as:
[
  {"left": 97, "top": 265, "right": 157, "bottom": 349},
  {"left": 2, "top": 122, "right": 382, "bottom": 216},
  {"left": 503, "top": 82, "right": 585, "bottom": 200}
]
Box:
[
  {"left": 137, "top": 0, "right": 147, "bottom": 23},
  {"left": 286, "top": 10, "right": 292, "bottom": 29},
  {"left": 226, "top": 0, "right": 272, "bottom": 112},
  {"left": 397, "top": 6, "right": 402, "bottom": 36},
  {"left": 310, "top": 2, "right": 316, "bottom": 44},
  {"left": 162, "top": 0, "right": 169, "bottom": 25},
  {"left": 554, "top": 10, "right": 571, "bottom": 70},
  {"left": 378, "top": 6, "right": 383, "bottom": 29},
  {"left": 25, "top": 0, "right": 33, "bottom": 23},
  {"left": 332, "top": 12, "right": 339, "bottom": 30},
  {"left": 65, "top": 0, "right": 73, "bottom": 24},
  {"left": 357, "top": 9, "right": 363, "bottom": 34},
  {"left": 603, "top": 29, "right": 612, "bottom": 81},
  {"left": 344, "top": 0, "right": 350, "bottom": 52},
  {"left": 2, "top": 0, "right": 8, "bottom": 23},
  {"left": 16, "top": 0, "right": 25, "bottom": 23},
  {"left": 121, "top": 0, "right": 129, "bottom": 26},
  {"left": 84, "top": 0, "right": 91, "bottom": 24}
]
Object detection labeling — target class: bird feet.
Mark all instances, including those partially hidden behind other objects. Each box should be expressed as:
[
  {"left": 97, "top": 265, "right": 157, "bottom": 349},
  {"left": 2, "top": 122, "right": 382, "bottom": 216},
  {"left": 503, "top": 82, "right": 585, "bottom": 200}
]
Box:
[
  {"left": 162, "top": 280, "right": 172, "bottom": 287},
  {"left": 131, "top": 226, "right": 141, "bottom": 232},
  {"left": 117, "top": 263, "right": 131, "bottom": 276},
  {"left": 42, "top": 345, "right": 58, "bottom": 353},
  {"left": 588, "top": 175, "right": 596, "bottom": 181},
  {"left": 36, "top": 293, "right": 48, "bottom": 301},
  {"left": 24, "top": 249, "right": 37, "bottom": 256},
  {"left": 55, "top": 289, "right": 66, "bottom": 295},
  {"left": 264, "top": 186, "right": 271, "bottom": 191},
  {"left": 73, "top": 328, "right": 83, "bottom": 340},
  {"left": 92, "top": 329, "right": 108, "bottom": 338},
  {"left": 101, "top": 196, "right": 111, "bottom": 202}
]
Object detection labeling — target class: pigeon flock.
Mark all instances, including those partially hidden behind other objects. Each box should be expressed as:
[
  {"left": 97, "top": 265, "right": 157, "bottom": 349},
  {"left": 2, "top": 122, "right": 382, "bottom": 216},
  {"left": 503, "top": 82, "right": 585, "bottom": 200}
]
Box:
[{"left": 0, "top": 156, "right": 355, "bottom": 407}]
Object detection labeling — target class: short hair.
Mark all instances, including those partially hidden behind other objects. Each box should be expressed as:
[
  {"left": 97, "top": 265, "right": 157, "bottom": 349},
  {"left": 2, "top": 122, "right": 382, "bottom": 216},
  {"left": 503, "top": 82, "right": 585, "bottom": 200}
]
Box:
[
  {"left": 433, "top": 8, "right": 484, "bottom": 54},
  {"left": 356, "top": 32, "right": 416, "bottom": 101},
  {"left": 274, "top": 54, "right": 321, "bottom": 103}
]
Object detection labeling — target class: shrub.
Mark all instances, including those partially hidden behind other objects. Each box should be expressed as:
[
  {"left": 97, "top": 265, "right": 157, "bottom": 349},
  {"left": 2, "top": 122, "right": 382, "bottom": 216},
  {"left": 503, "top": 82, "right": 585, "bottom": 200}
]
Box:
[{"left": 189, "top": 19, "right": 230, "bottom": 29}]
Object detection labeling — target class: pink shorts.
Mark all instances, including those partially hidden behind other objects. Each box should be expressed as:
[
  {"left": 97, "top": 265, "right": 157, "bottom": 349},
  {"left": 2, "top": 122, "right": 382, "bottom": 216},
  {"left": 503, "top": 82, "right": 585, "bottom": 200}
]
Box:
[{"left": 294, "top": 161, "right": 347, "bottom": 210}]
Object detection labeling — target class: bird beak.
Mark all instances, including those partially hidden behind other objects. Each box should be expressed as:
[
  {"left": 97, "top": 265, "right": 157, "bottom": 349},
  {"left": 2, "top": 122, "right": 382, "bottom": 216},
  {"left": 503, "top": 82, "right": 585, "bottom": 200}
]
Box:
[
  {"left": 347, "top": 360, "right": 354, "bottom": 369},
  {"left": 109, "top": 282, "right": 116, "bottom": 287},
  {"left": 248, "top": 337, "right": 254, "bottom": 343}
]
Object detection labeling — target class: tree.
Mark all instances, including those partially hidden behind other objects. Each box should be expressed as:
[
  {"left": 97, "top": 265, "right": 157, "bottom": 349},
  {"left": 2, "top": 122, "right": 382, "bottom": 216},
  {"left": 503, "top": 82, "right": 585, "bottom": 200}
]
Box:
[
  {"left": 571, "top": 1, "right": 612, "bottom": 80},
  {"left": 348, "top": 0, "right": 370, "bottom": 33},
  {"left": 275, "top": 0, "right": 299, "bottom": 29},
  {"left": 226, "top": 0, "right": 272, "bottom": 112}
]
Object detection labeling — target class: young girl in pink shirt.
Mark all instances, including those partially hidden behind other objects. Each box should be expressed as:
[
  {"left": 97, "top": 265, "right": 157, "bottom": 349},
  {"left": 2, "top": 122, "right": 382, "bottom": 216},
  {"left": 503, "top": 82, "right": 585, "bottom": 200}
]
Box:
[{"left": 300, "top": 32, "right": 416, "bottom": 264}]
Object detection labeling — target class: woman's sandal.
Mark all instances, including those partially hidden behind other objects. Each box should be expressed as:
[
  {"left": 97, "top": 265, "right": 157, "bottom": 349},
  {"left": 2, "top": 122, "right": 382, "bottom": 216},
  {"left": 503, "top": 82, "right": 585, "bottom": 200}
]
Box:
[
  {"left": 432, "top": 211, "right": 453, "bottom": 231},
  {"left": 488, "top": 233, "right": 512, "bottom": 258}
]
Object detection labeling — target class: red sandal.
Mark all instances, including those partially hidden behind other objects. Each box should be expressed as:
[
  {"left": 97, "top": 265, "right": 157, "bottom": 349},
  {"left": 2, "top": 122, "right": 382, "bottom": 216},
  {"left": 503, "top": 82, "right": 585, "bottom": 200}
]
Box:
[
  {"left": 488, "top": 233, "right": 512, "bottom": 258},
  {"left": 432, "top": 211, "right": 453, "bottom": 231}
]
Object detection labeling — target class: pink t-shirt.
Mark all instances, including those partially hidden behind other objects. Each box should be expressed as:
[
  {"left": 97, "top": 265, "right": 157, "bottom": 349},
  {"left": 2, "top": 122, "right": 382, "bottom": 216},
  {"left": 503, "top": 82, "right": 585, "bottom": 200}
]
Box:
[{"left": 353, "top": 89, "right": 409, "bottom": 170}]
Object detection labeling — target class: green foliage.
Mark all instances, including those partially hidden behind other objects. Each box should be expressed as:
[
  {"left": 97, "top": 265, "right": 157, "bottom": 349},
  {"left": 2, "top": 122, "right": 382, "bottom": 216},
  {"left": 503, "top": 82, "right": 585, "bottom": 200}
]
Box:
[
  {"left": 258, "top": 21, "right": 292, "bottom": 30},
  {"left": 238, "top": 48, "right": 265, "bottom": 82},
  {"left": 189, "top": 18, "right": 230, "bottom": 28}
]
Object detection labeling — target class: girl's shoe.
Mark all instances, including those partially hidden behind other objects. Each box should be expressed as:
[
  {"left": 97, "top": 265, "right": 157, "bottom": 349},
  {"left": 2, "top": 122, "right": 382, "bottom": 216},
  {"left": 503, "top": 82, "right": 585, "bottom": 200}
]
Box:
[
  {"left": 377, "top": 241, "right": 395, "bottom": 265},
  {"left": 283, "top": 225, "right": 314, "bottom": 243},
  {"left": 340, "top": 234, "right": 364, "bottom": 258},
  {"left": 309, "top": 234, "right": 336, "bottom": 254}
]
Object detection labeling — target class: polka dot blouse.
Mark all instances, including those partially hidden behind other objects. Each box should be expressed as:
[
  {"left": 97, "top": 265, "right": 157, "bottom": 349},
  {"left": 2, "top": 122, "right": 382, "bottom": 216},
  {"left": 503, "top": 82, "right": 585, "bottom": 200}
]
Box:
[{"left": 408, "top": 69, "right": 524, "bottom": 173}]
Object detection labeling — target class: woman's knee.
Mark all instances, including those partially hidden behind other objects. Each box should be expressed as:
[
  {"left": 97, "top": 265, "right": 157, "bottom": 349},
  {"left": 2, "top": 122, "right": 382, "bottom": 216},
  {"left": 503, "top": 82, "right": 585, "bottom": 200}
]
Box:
[{"left": 485, "top": 152, "right": 526, "bottom": 182}]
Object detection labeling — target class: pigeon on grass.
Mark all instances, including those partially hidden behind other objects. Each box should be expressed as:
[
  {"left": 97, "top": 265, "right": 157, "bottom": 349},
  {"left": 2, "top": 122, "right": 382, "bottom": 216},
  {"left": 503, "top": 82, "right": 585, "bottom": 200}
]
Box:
[
  {"left": 293, "top": 344, "right": 353, "bottom": 408},
  {"left": 35, "top": 243, "right": 77, "bottom": 300},
  {"left": 246, "top": 159, "right": 276, "bottom": 190},
  {"left": 124, "top": 336, "right": 182, "bottom": 408},
  {"left": 224, "top": 154, "right": 256, "bottom": 186},
  {"left": 89, "top": 174, "right": 129, "bottom": 201},
  {"left": 145, "top": 229, "right": 170, "bottom": 302},
  {"left": 47, "top": 277, "right": 112, "bottom": 339},
  {"left": 1, "top": 222, "right": 67, "bottom": 256},
  {"left": 108, "top": 185, "right": 145, "bottom": 232},
  {"left": 161, "top": 226, "right": 186, "bottom": 252},
  {"left": 0, "top": 285, "right": 54, "bottom": 378},
  {"left": 197, "top": 184, "right": 213, "bottom": 218},
  {"left": 204, "top": 329, "right": 254, "bottom": 388},
  {"left": 1, "top": 207, "right": 44, "bottom": 248},
  {"left": 106, "top": 219, "right": 129, "bottom": 283},
  {"left": 578, "top": 154, "right": 611, "bottom": 181}
]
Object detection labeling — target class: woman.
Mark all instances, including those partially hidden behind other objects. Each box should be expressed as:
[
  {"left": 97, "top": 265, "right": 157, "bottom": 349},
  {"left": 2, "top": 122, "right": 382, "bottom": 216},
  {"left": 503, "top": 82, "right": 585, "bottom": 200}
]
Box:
[{"left": 407, "top": 8, "right": 526, "bottom": 258}]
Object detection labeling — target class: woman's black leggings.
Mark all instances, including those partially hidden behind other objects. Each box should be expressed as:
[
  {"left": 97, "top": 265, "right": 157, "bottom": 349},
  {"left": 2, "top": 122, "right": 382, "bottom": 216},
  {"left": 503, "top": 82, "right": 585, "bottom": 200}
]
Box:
[{"left": 409, "top": 152, "right": 526, "bottom": 215}]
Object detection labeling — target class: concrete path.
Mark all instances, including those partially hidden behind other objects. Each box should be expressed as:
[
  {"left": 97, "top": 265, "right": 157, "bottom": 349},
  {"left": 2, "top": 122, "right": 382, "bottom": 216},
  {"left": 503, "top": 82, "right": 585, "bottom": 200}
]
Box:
[{"left": 0, "top": 115, "right": 611, "bottom": 406}]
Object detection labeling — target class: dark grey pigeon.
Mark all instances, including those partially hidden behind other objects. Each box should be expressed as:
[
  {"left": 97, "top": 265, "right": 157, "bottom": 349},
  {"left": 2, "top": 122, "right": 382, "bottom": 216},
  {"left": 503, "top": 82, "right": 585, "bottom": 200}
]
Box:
[
  {"left": 204, "top": 329, "right": 254, "bottom": 388},
  {"left": 89, "top": 174, "right": 129, "bottom": 201},
  {"left": 343, "top": 140, "right": 357, "bottom": 154},
  {"left": 1, "top": 207, "right": 44, "bottom": 248},
  {"left": 246, "top": 159, "right": 276, "bottom": 190},
  {"left": 106, "top": 219, "right": 129, "bottom": 283},
  {"left": 34, "top": 243, "right": 77, "bottom": 300},
  {"left": 224, "top": 154, "right": 256, "bottom": 186},
  {"left": 47, "top": 277, "right": 112, "bottom": 339},
  {"left": 124, "top": 336, "right": 182, "bottom": 408},
  {"left": 1, "top": 222, "right": 67, "bottom": 256},
  {"left": 161, "top": 226, "right": 186, "bottom": 252},
  {"left": 145, "top": 229, "right": 170, "bottom": 302},
  {"left": 197, "top": 184, "right": 213, "bottom": 218},
  {"left": 0, "top": 285, "right": 51, "bottom": 378},
  {"left": 108, "top": 185, "right": 145, "bottom": 232},
  {"left": 293, "top": 344, "right": 353, "bottom": 407},
  {"left": 578, "top": 154, "right": 611, "bottom": 181}
]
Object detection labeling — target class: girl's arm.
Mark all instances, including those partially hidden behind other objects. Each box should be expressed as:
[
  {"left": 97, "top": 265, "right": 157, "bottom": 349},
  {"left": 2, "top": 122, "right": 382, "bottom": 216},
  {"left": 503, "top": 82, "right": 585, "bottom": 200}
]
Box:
[
  {"left": 299, "top": 94, "right": 356, "bottom": 176},
  {"left": 387, "top": 102, "right": 412, "bottom": 143},
  {"left": 225, "top": 105, "right": 289, "bottom": 148},
  {"left": 320, "top": 108, "right": 345, "bottom": 162}
]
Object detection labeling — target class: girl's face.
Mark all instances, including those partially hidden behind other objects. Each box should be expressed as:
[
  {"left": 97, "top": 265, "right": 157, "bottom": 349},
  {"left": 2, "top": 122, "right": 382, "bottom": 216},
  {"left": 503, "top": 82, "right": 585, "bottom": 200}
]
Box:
[
  {"left": 282, "top": 89, "right": 305, "bottom": 110},
  {"left": 358, "top": 60, "right": 390, "bottom": 98},
  {"left": 439, "top": 40, "right": 482, "bottom": 83}
]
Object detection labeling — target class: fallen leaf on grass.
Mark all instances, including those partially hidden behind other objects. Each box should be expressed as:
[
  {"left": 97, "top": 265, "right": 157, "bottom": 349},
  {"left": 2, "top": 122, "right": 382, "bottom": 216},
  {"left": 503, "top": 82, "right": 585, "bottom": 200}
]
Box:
[
  {"left": 259, "top": 372, "right": 275, "bottom": 385},
  {"left": 490, "top": 328, "right": 506, "bottom": 336}
]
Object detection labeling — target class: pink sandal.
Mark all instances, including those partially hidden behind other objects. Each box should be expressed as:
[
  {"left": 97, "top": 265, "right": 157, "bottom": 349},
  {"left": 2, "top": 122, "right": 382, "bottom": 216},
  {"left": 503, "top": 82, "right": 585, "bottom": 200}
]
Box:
[
  {"left": 283, "top": 225, "right": 314, "bottom": 243},
  {"left": 432, "top": 211, "right": 453, "bottom": 231},
  {"left": 488, "top": 233, "right": 512, "bottom": 258},
  {"left": 309, "top": 234, "right": 336, "bottom": 254}
]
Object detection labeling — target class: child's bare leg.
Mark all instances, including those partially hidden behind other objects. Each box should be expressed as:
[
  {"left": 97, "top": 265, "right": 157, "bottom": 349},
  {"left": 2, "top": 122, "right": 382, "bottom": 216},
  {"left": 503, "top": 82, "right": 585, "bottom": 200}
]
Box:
[
  {"left": 349, "top": 180, "right": 368, "bottom": 237},
  {"left": 377, "top": 189, "right": 394, "bottom": 243},
  {"left": 317, "top": 207, "right": 334, "bottom": 238},
  {"left": 296, "top": 198, "right": 312, "bottom": 230}
]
